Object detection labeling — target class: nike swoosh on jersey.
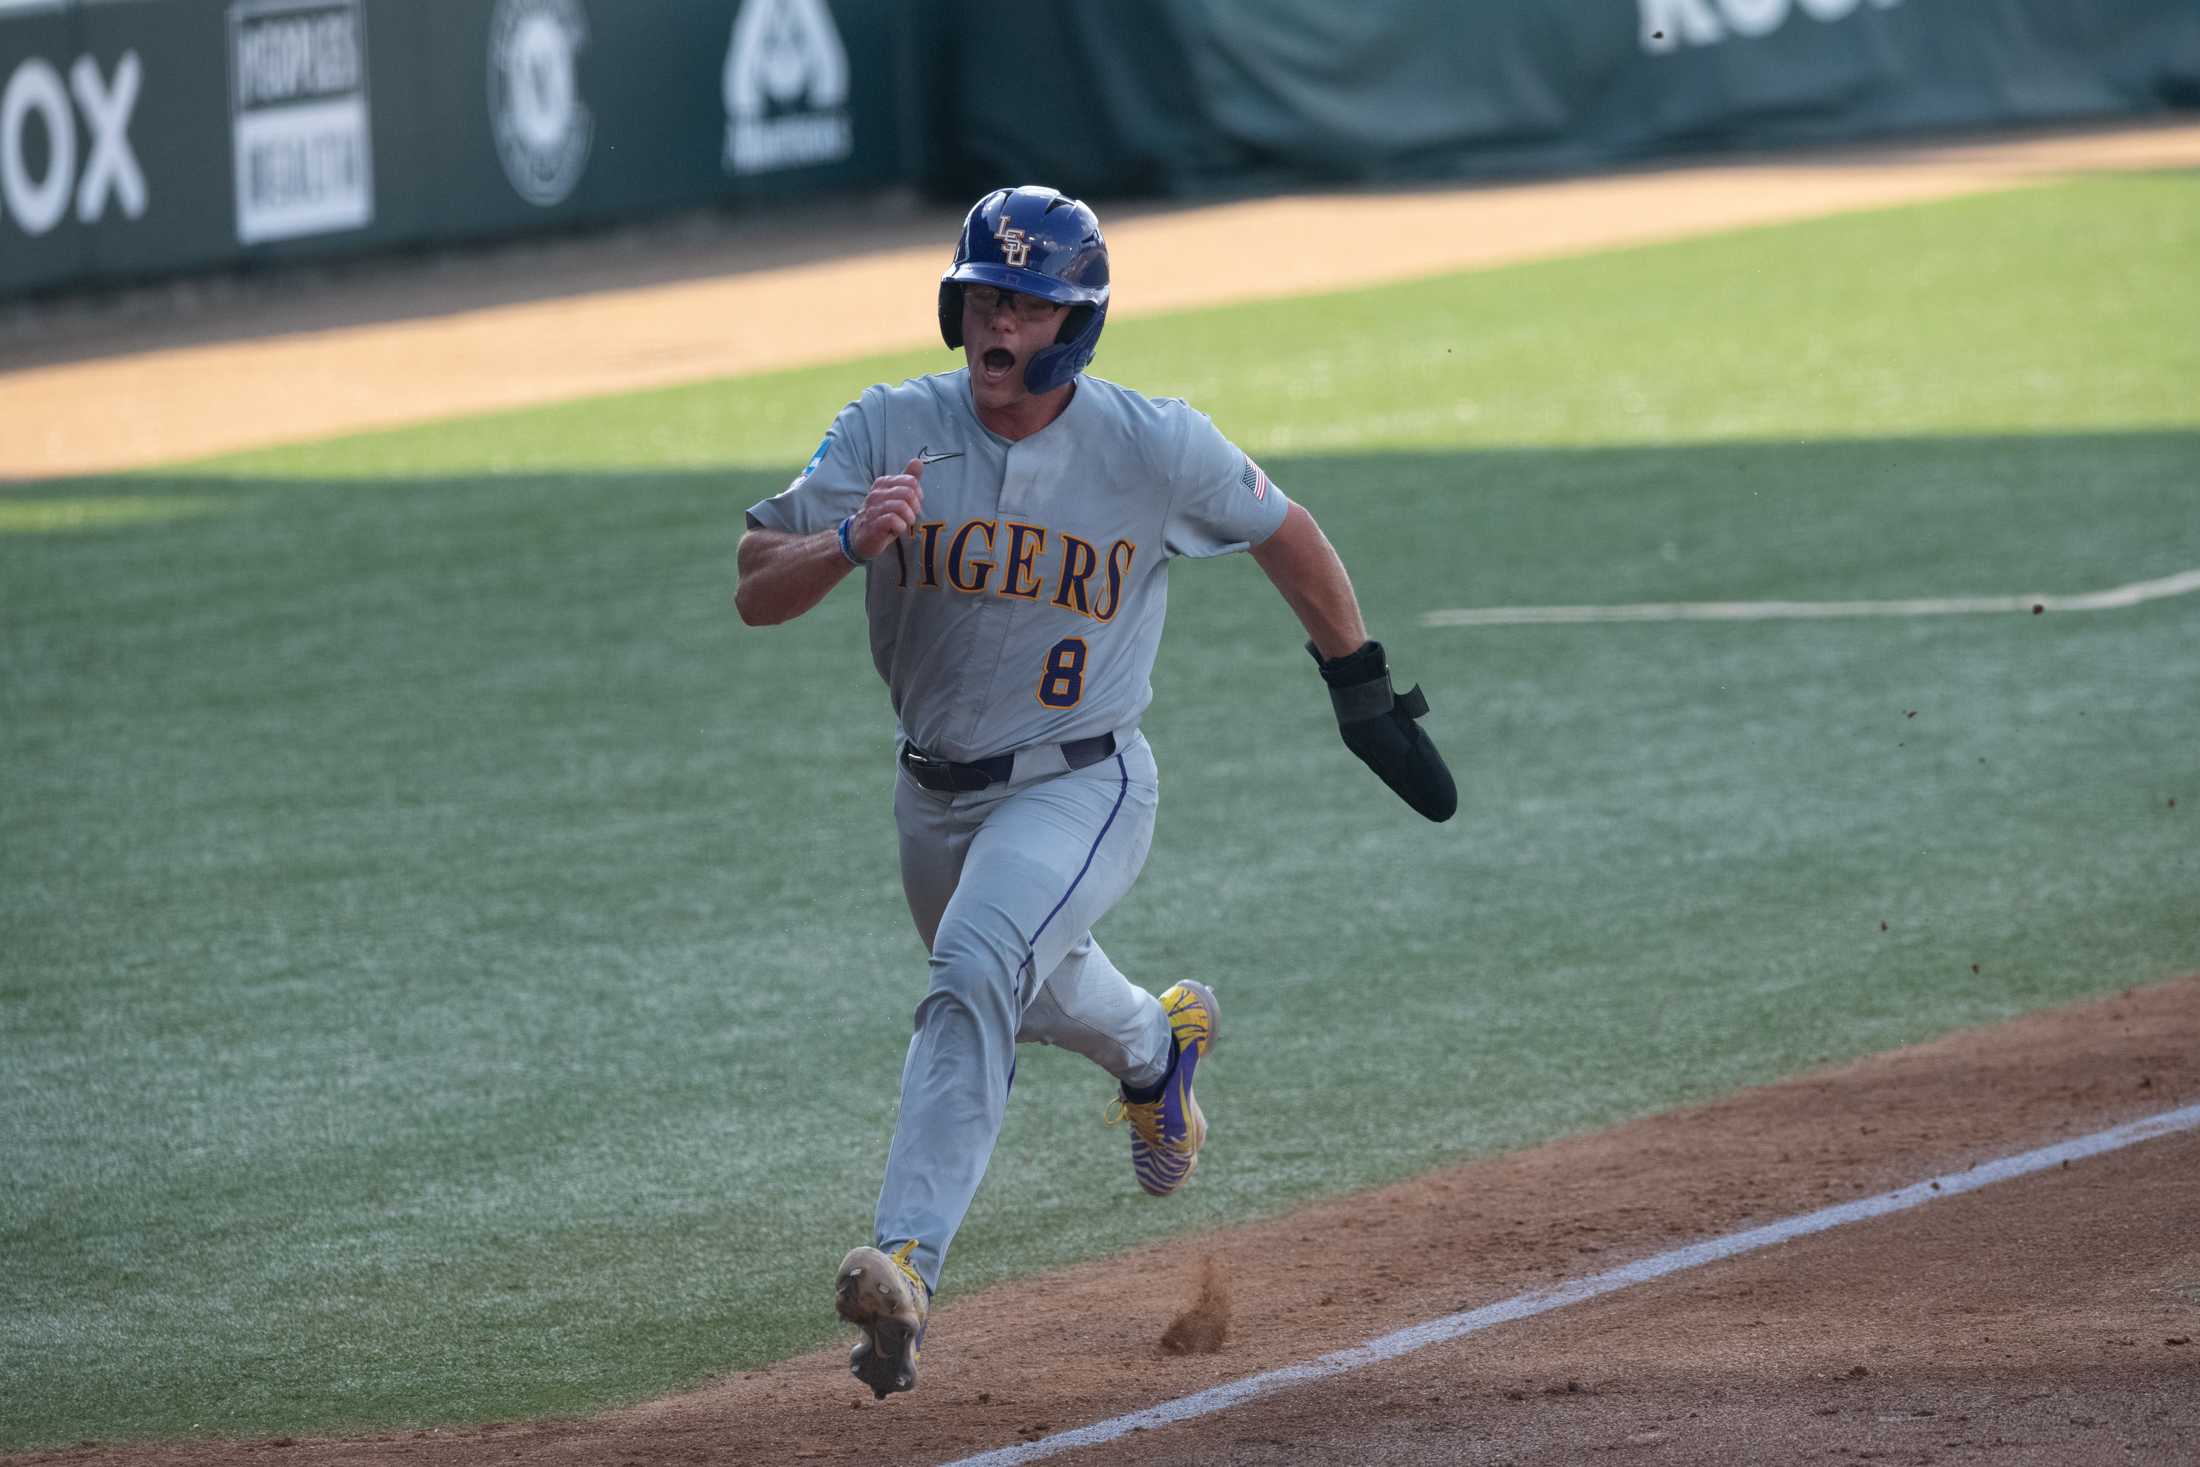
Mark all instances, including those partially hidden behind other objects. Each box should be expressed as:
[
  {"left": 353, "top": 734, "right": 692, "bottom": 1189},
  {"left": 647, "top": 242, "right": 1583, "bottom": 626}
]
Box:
[{"left": 916, "top": 447, "right": 965, "bottom": 465}]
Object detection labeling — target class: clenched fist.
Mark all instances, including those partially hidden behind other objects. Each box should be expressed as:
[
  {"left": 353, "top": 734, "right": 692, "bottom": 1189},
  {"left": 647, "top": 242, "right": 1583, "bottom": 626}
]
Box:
[{"left": 846, "top": 457, "right": 926, "bottom": 563}]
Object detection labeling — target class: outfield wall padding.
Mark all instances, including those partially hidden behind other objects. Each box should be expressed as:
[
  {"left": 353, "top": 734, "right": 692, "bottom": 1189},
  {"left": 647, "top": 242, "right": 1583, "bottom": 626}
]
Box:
[
  {"left": 0, "top": 0, "right": 925, "bottom": 297},
  {"left": 944, "top": 0, "right": 2200, "bottom": 196},
  {"left": 2, "top": 0, "right": 2195, "bottom": 298}
]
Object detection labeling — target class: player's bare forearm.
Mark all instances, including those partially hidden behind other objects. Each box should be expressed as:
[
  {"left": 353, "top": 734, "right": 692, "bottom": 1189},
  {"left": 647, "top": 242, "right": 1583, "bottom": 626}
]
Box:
[
  {"left": 734, "top": 527, "right": 856, "bottom": 626},
  {"left": 1251, "top": 501, "right": 1368, "bottom": 658},
  {"left": 737, "top": 458, "right": 929, "bottom": 626}
]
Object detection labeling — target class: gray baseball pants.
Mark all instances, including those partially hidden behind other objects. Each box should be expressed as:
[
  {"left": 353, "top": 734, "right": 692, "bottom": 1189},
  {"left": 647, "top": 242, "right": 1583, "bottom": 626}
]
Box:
[{"left": 875, "top": 731, "right": 1172, "bottom": 1294}]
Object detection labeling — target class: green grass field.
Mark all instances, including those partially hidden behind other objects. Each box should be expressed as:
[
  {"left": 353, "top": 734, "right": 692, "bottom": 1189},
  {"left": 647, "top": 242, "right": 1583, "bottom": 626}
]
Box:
[{"left": 3, "top": 173, "right": 2195, "bottom": 1450}]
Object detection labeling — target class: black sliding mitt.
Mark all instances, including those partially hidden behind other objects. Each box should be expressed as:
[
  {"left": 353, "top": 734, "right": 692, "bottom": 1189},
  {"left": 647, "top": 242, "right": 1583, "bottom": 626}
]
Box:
[{"left": 1308, "top": 639, "right": 1457, "bottom": 823}]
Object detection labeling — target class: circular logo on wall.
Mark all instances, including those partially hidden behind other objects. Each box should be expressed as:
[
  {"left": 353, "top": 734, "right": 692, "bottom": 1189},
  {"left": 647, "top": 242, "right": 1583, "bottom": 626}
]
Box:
[{"left": 488, "top": 0, "right": 591, "bottom": 207}]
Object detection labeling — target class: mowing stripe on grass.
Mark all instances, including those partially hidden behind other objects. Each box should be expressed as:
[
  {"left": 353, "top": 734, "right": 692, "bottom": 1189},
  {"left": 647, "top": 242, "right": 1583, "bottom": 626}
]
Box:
[
  {"left": 941, "top": 1103, "right": 2200, "bottom": 1467},
  {"left": 1421, "top": 566, "right": 2200, "bottom": 628}
]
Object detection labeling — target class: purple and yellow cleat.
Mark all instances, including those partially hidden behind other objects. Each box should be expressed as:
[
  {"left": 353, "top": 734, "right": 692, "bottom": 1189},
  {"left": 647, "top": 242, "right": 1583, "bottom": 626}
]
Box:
[{"left": 1107, "top": 980, "right": 1219, "bottom": 1196}]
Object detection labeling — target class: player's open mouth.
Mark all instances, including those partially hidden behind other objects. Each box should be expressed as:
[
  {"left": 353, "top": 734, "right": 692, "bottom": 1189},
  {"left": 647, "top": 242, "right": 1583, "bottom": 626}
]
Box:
[{"left": 980, "top": 348, "right": 1016, "bottom": 383}]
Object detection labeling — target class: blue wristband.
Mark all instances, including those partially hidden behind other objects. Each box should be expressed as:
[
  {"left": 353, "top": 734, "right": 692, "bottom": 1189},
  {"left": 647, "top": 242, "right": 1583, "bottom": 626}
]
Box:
[{"left": 836, "top": 514, "right": 868, "bottom": 566}]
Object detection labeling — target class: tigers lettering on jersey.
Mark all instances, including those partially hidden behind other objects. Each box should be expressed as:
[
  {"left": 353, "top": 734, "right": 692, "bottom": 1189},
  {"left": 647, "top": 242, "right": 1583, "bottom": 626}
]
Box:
[
  {"left": 898, "top": 515, "right": 1135, "bottom": 623},
  {"left": 946, "top": 519, "right": 998, "bottom": 592},
  {"left": 742, "top": 369, "right": 1293, "bottom": 762},
  {"left": 1000, "top": 523, "right": 1047, "bottom": 600}
]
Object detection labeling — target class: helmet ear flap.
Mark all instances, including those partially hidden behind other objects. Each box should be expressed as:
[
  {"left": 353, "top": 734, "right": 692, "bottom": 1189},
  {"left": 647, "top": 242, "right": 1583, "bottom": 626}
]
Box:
[
  {"left": 939, "top": 282, "right": 965, "bottom": 350},
  {"left": 1024, "top": 300, "right": 1106, "bottom": 395}
]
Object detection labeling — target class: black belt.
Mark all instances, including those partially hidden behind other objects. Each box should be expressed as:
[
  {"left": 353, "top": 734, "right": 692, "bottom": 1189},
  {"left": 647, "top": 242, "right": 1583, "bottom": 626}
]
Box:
[{"left": 899, "top": 732, "right": 1117, "bottom": 793}]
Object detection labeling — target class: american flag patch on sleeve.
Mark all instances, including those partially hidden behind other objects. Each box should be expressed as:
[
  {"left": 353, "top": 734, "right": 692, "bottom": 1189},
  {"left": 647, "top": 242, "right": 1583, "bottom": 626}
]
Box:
[{"left": 1240, "top": 458, "right": 1269, "bottom": 502}]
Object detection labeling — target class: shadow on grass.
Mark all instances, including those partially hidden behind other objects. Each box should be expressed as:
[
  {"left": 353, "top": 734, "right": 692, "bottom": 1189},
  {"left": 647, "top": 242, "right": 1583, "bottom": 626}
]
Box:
[{"left": 3, "top": 429, "right": 2195, "bottom": 1450}]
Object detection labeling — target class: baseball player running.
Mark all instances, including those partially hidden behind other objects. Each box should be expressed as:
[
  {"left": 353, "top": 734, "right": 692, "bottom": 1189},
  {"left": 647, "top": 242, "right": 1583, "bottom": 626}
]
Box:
[{"left": 736, "top": 185, "right": 1454, "bottom": 1400}]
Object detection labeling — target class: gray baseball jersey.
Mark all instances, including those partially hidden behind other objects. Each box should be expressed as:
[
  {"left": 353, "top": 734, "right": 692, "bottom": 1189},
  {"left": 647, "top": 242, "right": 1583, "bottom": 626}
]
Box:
[{"left": 746, "top": 368, "right": 1291, "bottom": 760}]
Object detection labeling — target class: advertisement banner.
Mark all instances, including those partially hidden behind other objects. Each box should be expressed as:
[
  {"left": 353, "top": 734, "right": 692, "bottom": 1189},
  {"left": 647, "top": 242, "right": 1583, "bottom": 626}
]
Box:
[
  {"left": 723, "top": 0, "right": 853, "bottom": 178},
  {"left": 226, "top": 0, "right": 375, "bottom": 245},
  {"left": 2, "top": 0, "right": 918, "bottom": 297}
]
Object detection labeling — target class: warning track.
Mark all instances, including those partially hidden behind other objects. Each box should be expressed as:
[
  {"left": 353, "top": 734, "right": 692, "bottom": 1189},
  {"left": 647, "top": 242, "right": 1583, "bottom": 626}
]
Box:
[{"left": 4, "top": 119, "right": 2198, "bottom": 479}]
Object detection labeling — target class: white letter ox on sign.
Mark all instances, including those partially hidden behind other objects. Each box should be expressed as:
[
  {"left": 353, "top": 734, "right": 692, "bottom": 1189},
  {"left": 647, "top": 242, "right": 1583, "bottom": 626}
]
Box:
[{"left": 0, "top": 50, "right": 145, "bottom": 237}]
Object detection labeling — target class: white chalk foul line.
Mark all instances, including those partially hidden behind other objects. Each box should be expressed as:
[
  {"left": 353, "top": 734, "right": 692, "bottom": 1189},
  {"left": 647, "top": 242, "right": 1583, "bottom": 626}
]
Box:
[
  {"left": 1420, "top": 566, "right": 2200, "bottom": 627},
  {"left": 941, "top": 1102, "right": 2200, "bottom": 1467}
]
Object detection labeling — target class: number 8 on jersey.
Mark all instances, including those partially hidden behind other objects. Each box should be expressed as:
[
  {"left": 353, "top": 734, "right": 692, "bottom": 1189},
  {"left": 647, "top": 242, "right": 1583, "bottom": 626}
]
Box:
[{"left": 1038, "top": 637, "right": 1087, "bottom": 708}]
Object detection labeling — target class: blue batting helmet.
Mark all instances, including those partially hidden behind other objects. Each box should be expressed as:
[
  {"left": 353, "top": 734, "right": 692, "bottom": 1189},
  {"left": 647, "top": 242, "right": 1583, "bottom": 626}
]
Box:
[{"left": 939, "top": 185, "right": 1110, "bottom": 396}]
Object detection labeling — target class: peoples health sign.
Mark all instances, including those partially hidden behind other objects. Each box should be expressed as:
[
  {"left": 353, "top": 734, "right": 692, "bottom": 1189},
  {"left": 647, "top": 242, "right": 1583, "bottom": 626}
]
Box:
[{"left": 227, "top": 0, "right": 373, "bottom": 244}]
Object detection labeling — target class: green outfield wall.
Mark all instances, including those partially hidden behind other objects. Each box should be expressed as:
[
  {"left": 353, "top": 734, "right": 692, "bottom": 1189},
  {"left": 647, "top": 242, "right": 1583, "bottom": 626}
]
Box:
[
  {"left": 1, "top": 0, "right": 2194, "bottom": 298},
  {"left": 944, "top": 0, "right": 2200, "bottom": 195},
  {"left": 0, "top": 0, "right": 932, "bottom": 296}
]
